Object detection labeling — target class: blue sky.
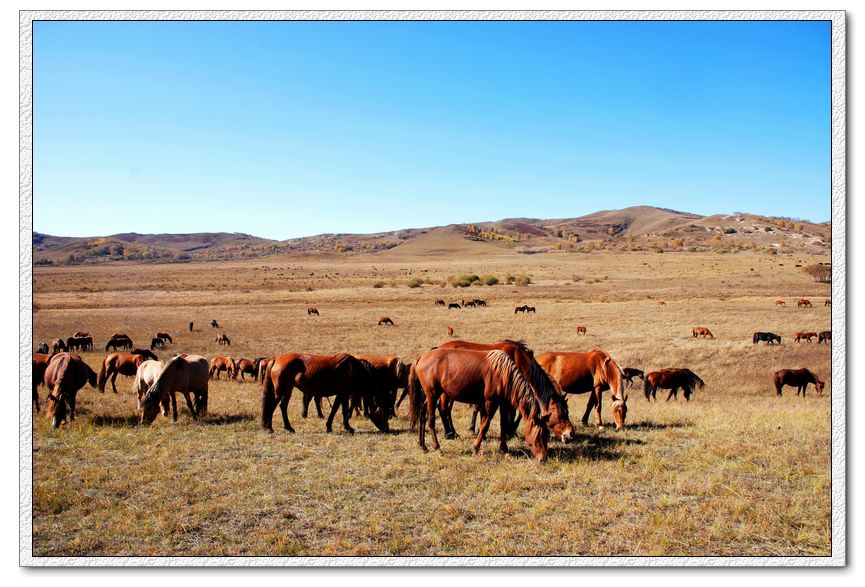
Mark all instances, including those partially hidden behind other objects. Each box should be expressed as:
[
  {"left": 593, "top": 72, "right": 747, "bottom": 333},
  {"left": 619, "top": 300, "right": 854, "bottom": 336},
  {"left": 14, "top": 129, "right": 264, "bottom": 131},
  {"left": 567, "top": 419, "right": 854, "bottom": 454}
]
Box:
[{"left": 33, "top": 20, "right": 831, "bottom": 239}]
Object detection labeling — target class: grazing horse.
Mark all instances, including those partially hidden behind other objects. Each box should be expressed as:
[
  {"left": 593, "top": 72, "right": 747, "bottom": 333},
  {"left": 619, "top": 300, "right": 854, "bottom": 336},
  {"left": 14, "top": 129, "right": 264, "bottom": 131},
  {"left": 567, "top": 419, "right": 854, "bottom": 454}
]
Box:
[
  {"left": 657, "top": 301, "right": 666, "bottom": 305},
  {"left": 234, "top": 358, "right": 261, "bottom": 381},
  {"left": 437, "top": 340, "right": 575, "bottom": 443},
  {"left": 98, "top": 352, "right": 147, "bottom": 393},
  {"left": 463, "top": 300, "right": 476, "bottom": 308},
  {"left": 622, "top": 368, "right": 645, "bottom": 386},
  {"left": 448, "top": 303, "right": 461, "bottom": 310},
  {"left": 307, "top": 308, "right": 320, "bottom": 316},
  {"left": 536, "top": 350, "right": 628, "bottom": 430},
  {"left": 797, "top": 299, "right": 813, "bottom": 308},
  {"left": 434, "top": 299, "right": 446, "bottom": 307},
  {"left": 447, "top": 325, "right": 454, "bottom": 337},
  {"left": 258, "top": 357, "right": 274, "bottom": 383},
  {"left": 66, "top": 336, "right": 92, "bottom": 352},
  {"left": 156, "top": 332, "right": 173, "bottom": 344},
  {"left": 378, "top": 316, "right": 395, "bottom": 326},
  {"left": 72, "top": 331, "right": 90, "bottom": 338},
  {"left": 407, "top": 348, "right": 552, "bottom": 462},
  {"left": 753, "top": 332, "right": 782, "bottom": 345},
  {"left": 51, "top": 338, "right": 68, "bottom": 354},
  {"left": 692, "top": 326, "right": 714, "bottom": 339},
  {"left": 514, "top": 305, "right": 527, "bottom": 314},
  {"left": 32, "top": 352, "right": 55, "bottom": 411},
  {"left": 215, "top": 332, "right": 231, "bottom": 345},
  {"left": 473, "top": 299, "right": 487, "bottom": 307},
  {"left": 345, "top": 354, "right": 409, "bottom": 422},
  {"left": 644, "top": 368, "right": 705, "bottom": 401},
  {"left": 105, "top": 336, "right": 133, "bottom": 351},
  {"left": 150, "top": 337, "right": 166, "bottom": 350},
  {"left": 132, "top": 348, "right": 159, "bottom": 361},
  {"left": 209, "top": 356, "right": 236, "bottom": 381},
  {"left": 794, "top": 331, "right": 818, "bottom": 343},
  {"left": 773, "top": 368, "right": 825, "bottom": 397},
  {"left": 775, "top": 299, "right": 785, "bottom": 307},
  {"left": 575, "top": 326, "right": 587, "bottom": 335},
  {"left": 189, "top": 322, "right": 194, "bottom": 332},
  {"left": 43, "top": 353, "right": 98, "bottom": 429},
  {"left": 140, "top": 354, "right": 210, "bottom": 423},
  {"left": 261, "top": 353, "right": 389, "bottom": 434},
  {"left": 131, "top": 360, "right": 170, "bottom": 417},
  {"left": 210, "top": 320, "right": 219, "bottom": 328},
  {"left": 818, "top": 331, "right": 832, "bottom": 344},
  {"left": 36, "top": 342, "right": 49, "bottom": 354},
  {"left": 824, "top": 298, "right": 831, "bottom": 307}
]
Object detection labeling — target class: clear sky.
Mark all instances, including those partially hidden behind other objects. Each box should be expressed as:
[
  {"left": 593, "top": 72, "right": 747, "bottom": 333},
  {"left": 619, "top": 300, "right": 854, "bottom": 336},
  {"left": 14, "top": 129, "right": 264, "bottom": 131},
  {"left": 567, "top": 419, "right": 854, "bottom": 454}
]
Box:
[{"left": 33, "top": 20, "right": 831, "bottom": 240}]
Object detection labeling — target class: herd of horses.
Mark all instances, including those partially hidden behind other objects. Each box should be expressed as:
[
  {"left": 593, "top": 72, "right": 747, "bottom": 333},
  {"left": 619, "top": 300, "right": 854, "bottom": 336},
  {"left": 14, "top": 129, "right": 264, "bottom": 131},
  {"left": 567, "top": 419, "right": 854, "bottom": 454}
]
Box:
[{"left": 774, "top": 298, "right": 830, "bottom": 308}]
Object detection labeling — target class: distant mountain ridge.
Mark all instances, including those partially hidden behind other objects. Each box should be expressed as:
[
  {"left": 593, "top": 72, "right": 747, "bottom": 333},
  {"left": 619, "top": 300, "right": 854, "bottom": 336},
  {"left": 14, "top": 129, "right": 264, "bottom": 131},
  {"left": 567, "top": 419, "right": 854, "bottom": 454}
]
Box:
[{"left": 32, "top": 206, "right": 831, "bottom": 265}]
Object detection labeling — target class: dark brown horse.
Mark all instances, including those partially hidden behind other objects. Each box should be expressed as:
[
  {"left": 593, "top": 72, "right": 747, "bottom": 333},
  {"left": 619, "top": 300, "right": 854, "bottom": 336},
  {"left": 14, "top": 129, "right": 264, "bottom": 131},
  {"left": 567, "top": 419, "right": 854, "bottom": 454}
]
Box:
[
  {"left": 575, "top": 326, "right": 587, "bottom": 335},
  {"left": 644, "top": 368, "right": 705, "bottom": 401},
  {"left": 209, "top": 356, "right": 236, "bottom": 381},
  {"left": 35, "top": 342, "right": 49, "bottom": 354},
  {"left": 32, "top": 352, "right": 55, "bottom": 411},
  {"left": 98, "top": 352, "right": 147, "bottom": 393},
  {"left": 773, "top": 368, "right": 825, "bottom": 397},
  {"left": 234, "top": 358, "right": 262, "bottom": 381},
  {"left": 448, "top": 303, "right": 461, "bottom": 310},
  {"left": 824, "top": 298, "right": 831, "bottom": 307},
  {"left": 132, "top": 348, "right": 159, "bottom": 361},
  {"left": 43, "top": 353, "right": 98, "bottom": 428},
  {"left": 536, "top": 350, "right": 628, "bottom": 430},
  {"left": 140, "top": 354, "right": 210, "bottom": 423},
  {"left": 407, "top": 348, "right": 552, "bottom": 462},
  {"left": 66, "top": 336, "right": 93, "bottom": 352},
  {"left": 434, "top": 299, "right": 446, "bottom": 307},
  {"left": 150, "top": 337, "right": 166, "bottom": 350},
  {"left": 210, "top": 320, "right": 219, "bottom": 328},
  {"left": 797, "top": 299, "right": 813, "bottom": 308},
  {"left": 818, "top": 331, "right": 832, "bottom": 344},
  {"left": 156, "top": 332, "right": 173, "bottom": 343},
  {"left": 307, "top": 308, "right": 320, "bottom": 316},
  {"left": 753, "top": 332, "right": 782, "bottom": 345},
  {"left": 622, "top": 368, "right": 645, "bottom": 386},
  {"left": 351, "top": 354, "right": 409, "bottom": 419},
  {"left": 378, "top": 316, "right": 395, "bottom": 326},
  {"left": 514, "top": 305, "right": 535, "bottom": 314},
  {"left": 72, "top": 331, "right": 90, "bottom": 338},
  {"left": 105, "top": 336, "right": 133, "bottom": 352},
  {"left": 51, "top": 338, "right": 68, "bottom": 353},
  {"left": 261, "top": 353, "right": 389, "bottom": 434}
]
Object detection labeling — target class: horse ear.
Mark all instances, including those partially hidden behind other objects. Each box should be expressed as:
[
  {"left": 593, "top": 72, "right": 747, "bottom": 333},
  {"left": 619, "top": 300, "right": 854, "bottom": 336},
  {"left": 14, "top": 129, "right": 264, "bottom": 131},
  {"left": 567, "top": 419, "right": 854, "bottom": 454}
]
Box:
[{"left": 623, "top": 393, "right": 629, "bottom": 402}]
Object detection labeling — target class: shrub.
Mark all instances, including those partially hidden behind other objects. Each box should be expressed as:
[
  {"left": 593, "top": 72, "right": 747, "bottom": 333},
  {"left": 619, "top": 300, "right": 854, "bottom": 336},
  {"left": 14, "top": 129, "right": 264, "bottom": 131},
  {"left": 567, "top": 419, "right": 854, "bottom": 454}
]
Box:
[
  {"left": 481, "top": 275, "right": 499, "bottom": 286},
  {"left": 448, "top": 274, "right": 481, "bottom": 288},
  {"left": 505, "top": 275, "right": 516, "bottom": 284},
  {"left": 723, "top": 227, "right": 737, "bottom": 234},
  {"left": 373, "top": 281, "right": 385, "bottom": 288},
  {"left": 514, "top": 275, "right": 532, "bottom": 286},
  {"left": 407, "top": 278, "right": 424, "bottom": 288}
]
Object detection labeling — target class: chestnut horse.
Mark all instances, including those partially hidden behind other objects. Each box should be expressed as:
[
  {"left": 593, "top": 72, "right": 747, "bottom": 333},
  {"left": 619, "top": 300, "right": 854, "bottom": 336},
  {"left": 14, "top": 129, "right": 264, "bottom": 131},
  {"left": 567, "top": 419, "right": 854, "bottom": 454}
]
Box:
[
  {"left": 438, "top": 340, "right": 575, "bottom": 443},
  {"left": 536, "top": 350, "right": 628, "bottom": 430},
  {"left": 43, "top": 353, "right": 98, "bottom": 429},
  {"left": 32, "top": 352, "right": 55, "bottom": 411},
  {"left": 131, "top": 360, "right": 170, "bottom": 417},
  {"left": 644, "top": 368, "right": 705, "bottom": 401},
  {"left": 576, "top": 326, "right": 587, "bottom": 335},
  {"left": 434, "top": 299, "right": 446, "bottom": 307},
  {"left": 773, "top": 368, "right": 825, "bottom": 397},
  {"left": 258, "top": 357, "right": 274, "bottom": 383},
  {"left": 261, "top": 353, "right": 389, "bottom": 434},
  {"left": 209, "top": 356, "right": 236, "bottom": 380},
  {"left": 234, "top": 358, "right": 262, "bottom": 381},
  {"left": 407, "top": 348, "right": 552, "bottom": 462},
  {"left": 775, "top": 299, "right": 785, "bottom": 307},
  {"left": 692, "top": 327, "right": 714, "bottom": 339},
  {"left": 797, "top": 299, "right": 812, "bottom": 308},
  {"left": 818, "top": 331, "right": 832, "bottom": 344},
  {"left": 98, "top": 352, "right": 148, "bottom": 393},
  {"left": 447, "top": 325, "right": 454, "bottom": 337},
  {"left": 794, "top": 331, "right": 818, "bottom": 343},
  {"left": 378, "top": 316, "right": 395, "bottom": 326},
  {"left": 140, "top": 354, "right": 210, "bottom": 423}
]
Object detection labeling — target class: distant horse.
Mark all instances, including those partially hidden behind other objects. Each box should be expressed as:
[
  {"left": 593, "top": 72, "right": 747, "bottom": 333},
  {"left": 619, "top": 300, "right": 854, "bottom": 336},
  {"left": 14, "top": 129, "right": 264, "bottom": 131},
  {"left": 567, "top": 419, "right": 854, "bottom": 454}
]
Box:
[
  {"left": 156, "top": 332, "right": 173, "bottom": 344},
  {"left": 434, "top": 299, "right": 446, "bottom": 307},
  {"left": 797, "top": 299, "right": 813, "bottom": 308},
  {"left": 51, "top": 338, "right": 68, "bottom": 354},
  {"left": 378, "top": 316, "right": 395, "bottom": 326},
  {"left": 463, "top": 300, "right": 476, "bottom": 308},
  {"left": 32, "top": 352, "right": 54, "bottom": 411},
  {"left": 692, "top": 326, "right": 714, "bottom": 339},
  {"left": 438, "top": 340, "right": 575, "bottom": 442},
  {"left": 98, "top": 352, "right": 148, "bottom": 393},
  {"left": 140, "top": 354, "right": 210, "bottom": 423},
  {"left": 407, "top": 348, "right": 553, "bottom": 462},
  {"left": 72, "top": 331, "right": 90, "bottom": 338},
  {"left": 773, "top": 368, "right": 825, "bottom": 397},
  {"left": 43, "top": 353, "right": 98, "bottom": 429},
  {"left": 110, "top": 332, "right": 129, "bottom": 339},
  {"left": 131, "top": 360, "right": 170, "bottom": 417},
  {"left": 210, "top": 320, "right": 219, "bottom": 328},
  {"left": 644, "top": 368, "right": 705, "bottom": 401},
  {"left": 526, "top": 306, "right": 536, "bottom": 314},
  {"left": 258, "top": 357, "right": 274, "bottom": 383},
  {"left": 105, "top": 336, "right": 133, "bottom": 351},
  {"left": 657, "top": 301, "right": 666, "bottom": 305},
  {"left": 824, "top": 298, "right": 831, "bottom": 307},
  {"left": 622, "top": 368, "right": 644, "bottom": 386},
  {"left": 150, "top": 337, "right": 166, "bottom": 350},
  {"left": 67, "top": 336, "right": 92, "bottom": 352},
  {"left": 447, "top": 325, "right": 454, "bottom": 337},
  {"left": 209, "top": 356, "right": 236, "bottom": 381},
  {"left": 215, "top": 332, "right": 231, "bottom": 345},
  {"left": 307, "top": 308, "right": 320, "bottom": 316},
  {"left": 448, "top": 303, "right": 461, "bottom": 310},
  {"left": 234, "top": 358, "right": 261, "bottom": 381},
  {"left": 775, "top": 299, "right": 785, "bottom": 307},
  {"left": 189, "top": 322, "right": 194, "bottom": 332},
  {"left": 794, "top": 331, "right": 818, "bottom": 343},
  {"left": 132, "top": 348, "right": 159, "bottom": 361},
  {"left": 818, "top": 331, "right": 831, "bottom": 344},
  {"left": 514, "top": 305, "right": 528, "bottom": 314},
  {"left": 473, "top": 299, "right": 487, "bottom": 307},
  {"left": 536, "top": 350, "right": 628, "bottom": 430},
  {"left": 576, "top": 326, "right": 587, "bottom": 335},
  {"left": 36, "top": 342, "right": 49, "bottom": 354},
  {"left": 753, "top": 332, "right": 782, "bottom": 345},
  {"left": 261, "top": 353, "right": 389, "bottom": 434}
]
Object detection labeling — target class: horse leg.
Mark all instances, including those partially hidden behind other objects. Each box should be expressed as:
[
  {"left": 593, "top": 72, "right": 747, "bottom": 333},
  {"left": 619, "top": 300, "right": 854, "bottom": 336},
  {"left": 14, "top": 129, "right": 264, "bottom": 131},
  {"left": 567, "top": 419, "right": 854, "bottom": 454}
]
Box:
[
  {"left": 473, "top": 400, "right": 498, "bottom": 454},
  {"left": 160, "top": 395, "right": 170, "bottom": 417},
  {"left": 469, "top": 405, "right": 479, "bottom": 433},
  {"left": 280, "top": 390, "right": 294, "bottom": 432},
  {"left": 315, "top": 396, "right": 324, "bottom": 418},
  {"left": 68, "top": 392, "right": 77, "bottom": 421},
  {"left": 593, "top": 387, "right": 603, "bottom": 427},
  {"left": 440, "top": 399, "right": 457, "bottom": 440},
  {"left": 171, "top": 392, "right": 179, "bottom": 421},
  {"left": 395, "top": 387, "right": 409, "bottom": 410},
  {"left": 301, "top": 393, "right": 311, "bottom": 418},
  {"left": 325, "top": 395, "right": 341, "bottom": 433},
  {"left": 110, "top": 372, "right": 118, "bottom": 394},
  {"left": 182, "top": 392, "right": 198, "bottom": 418},
  {"left": 340, "top": 393, "right": 355, "bottom": 435},
  {"left": 427, "top": 392, "right": 441, "bottom": 451},
  {"left": 666, "top": 387, "right": 676, "bottom": 401},
  {"left": 581, "top": 393, "right": 596, "bottom": 426}
]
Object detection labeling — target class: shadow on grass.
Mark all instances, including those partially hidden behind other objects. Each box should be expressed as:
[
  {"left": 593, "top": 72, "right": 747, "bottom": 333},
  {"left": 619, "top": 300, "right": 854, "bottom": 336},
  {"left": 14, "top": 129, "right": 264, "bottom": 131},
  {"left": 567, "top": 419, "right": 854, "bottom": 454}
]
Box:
[
  {"left": 89, "top": 414, "right": 141, "bottom": 427},
  {"left": 623, "top": 420, "right": 693, "bottom": 431},
  {"left": 199, "top": 413, "right": 256, "bottom": 426}
]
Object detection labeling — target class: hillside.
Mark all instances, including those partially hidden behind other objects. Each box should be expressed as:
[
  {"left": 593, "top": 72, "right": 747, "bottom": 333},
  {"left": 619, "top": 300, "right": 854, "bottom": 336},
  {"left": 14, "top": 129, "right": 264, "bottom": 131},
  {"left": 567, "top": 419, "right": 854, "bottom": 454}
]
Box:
[{"left": 32, "top": 206, "right": 831, "bottom": 266}]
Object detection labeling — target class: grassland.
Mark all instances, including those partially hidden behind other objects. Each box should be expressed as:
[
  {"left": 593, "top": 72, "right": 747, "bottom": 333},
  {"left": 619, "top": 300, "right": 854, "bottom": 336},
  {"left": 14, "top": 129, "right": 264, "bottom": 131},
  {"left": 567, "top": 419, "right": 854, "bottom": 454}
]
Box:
[{"left": 30, "top": 249, "right": 832, "bottom": 557}]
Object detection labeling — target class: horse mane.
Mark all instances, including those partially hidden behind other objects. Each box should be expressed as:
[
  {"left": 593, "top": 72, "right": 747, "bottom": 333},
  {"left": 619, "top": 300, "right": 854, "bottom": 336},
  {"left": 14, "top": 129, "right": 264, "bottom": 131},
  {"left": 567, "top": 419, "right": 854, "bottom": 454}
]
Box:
[
  {"left": 499, "top": 339, "right": 532, "bottom": 356},
  {"left": 486, "top": 350, "right": 540, "bottom": 421}
]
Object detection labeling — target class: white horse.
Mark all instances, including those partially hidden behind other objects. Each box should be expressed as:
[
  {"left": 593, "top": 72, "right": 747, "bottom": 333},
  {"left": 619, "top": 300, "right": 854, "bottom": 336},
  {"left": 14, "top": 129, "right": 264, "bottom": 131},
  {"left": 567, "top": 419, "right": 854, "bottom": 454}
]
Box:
[
  {"left": 140, "top": 354, "right": 210, "bottom": 424},
  {"left": 133, "top": 359, "right": 170, "bottom": 417}
]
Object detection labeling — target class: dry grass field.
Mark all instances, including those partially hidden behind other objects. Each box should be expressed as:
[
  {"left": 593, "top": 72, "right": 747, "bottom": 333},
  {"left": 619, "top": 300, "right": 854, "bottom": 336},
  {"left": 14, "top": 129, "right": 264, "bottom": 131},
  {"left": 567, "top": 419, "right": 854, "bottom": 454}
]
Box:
[{"left": 30, "top": 249, "right": 833, "bottom": 557}]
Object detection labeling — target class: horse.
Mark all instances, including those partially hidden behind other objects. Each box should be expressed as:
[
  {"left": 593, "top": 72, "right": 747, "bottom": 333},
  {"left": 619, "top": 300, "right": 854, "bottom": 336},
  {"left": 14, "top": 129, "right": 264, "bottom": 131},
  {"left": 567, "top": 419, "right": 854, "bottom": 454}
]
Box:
[
  {"left": 773, "top": 368, "right": 825, "bottom": 397},
  {"left": 210, "top": 320, "right": 219, "bottom": 328},
  {"left": 72, "top": 331, "right": 90, "bottom": 338},
  {"left": 189, "top": 322, "right": 194, "bottom": 332},
  {"left": 473, "top": 299, "right": 487, "bottom": 307},
  {"left": 131, "top": 359, "right": 170, "bottom": 417},
  {"left": 657, "top": 301, "right": 666, "bottom": 305},
  {"left": 644, "top": 368, "right": 705, "bottom": 401},
  {"left": 775, "top": 299, "right": 785, "bottom": 307},
  {"left": 536, "top": 350, "right": 628, "bottom": 430},
  {"left": 434, "top": 299, "right": 446, "bottom": 307},
  {"left": 797, "top": 299, "right": 813, "bottom": 308},
  {"left": 753, "top": 332, "right": 782, "bottom": 345},
  {"left": 32, "top": 352, "right": 55, "bottom": 411},
  {"left": 140, "top": 354, "right": 210, "bottom": 423},
  {"left": 407, "top": 348, "right": 552, "bottom": 462},
  {"left": 66, "top": 336, "right": 93, "bottom": 352},
  {"left": 261, "top": 353, "right": 389, "bottom": 434},
  {"left": 447, "top": 325, "right": 454, "bottom": 337},
  {"left": 514, "top": 305, "right": 527, "bottom": 314},
  {"left": 622, "top": 368, "right": 644, "bottom": 386},
  {"left": 307, "top": 308, "right": 320, "bottom": 316},
  {"left": 132, "top": 348, "right": 159, "bottom": 361},
  {"left": 526, "top": 306, "right": 536, "bottom": 314},
  {"left": 35, "top": 342, "right": 49, "bottom": 354},
  {"left": 209, "top": 356, "right": 236, "bottom": 381},
  {"left": 352, "top": 355, "right": 410, "bottom": 418},
  {"left": 437, "top": 340, "right": 575, "bottom": 443},
  {"left": 51, "top": 338, "right": 68, "bottom": 353},
  {"left": 692, "top": 326, "right": 714, "bottom": 339},
  {"left": 43, "top": 353, "right": 98, "bottom": 429},
  {"left": 110, "top": 332, "right": 129, "bottom": 339},
  {"left": 150, "top": 337, "right": 166, "bottom": 350},
  {"left": 156, "top": 332, "right": 173, "bottom": 344},
  {"left": 98, "top": 352, "right": 148, "bottom": 393},
  {"left": 463, "top": 300, "right": 476, "bottom": 308},
  {"left": 234, "top": 358, "right": 261, "bottom": 381},
  {"left": 105, "top": 336, "right": 133, "bottom": 351},
  {"left": 215, "top": 332, "right": 231, "bottom": 345},
  {"left": 824, "top": 298, "right": 831, "bottom": 307},
  {"left": 448, "top": 303, "right": 461, "bottom": 310},
  {"left": 818, "top": 331, "right": 832, "bottom": 344},
  {"left": 378, "top": 316, "right": 395, "bottom": 326},
  {"left": 576, "top": 326, "right": 587, "bottom": 335},
  {"left": 794, "top": 331, "right": 818, "bottom": 343},
  {"left": 258, "top": 357, "right": 274, "bottom": 383}
]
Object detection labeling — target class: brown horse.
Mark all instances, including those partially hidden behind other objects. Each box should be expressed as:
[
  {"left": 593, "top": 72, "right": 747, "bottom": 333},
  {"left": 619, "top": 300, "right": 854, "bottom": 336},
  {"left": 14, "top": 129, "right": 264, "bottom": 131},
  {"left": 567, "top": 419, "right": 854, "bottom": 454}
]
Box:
[
  {"left": 98, "top": 352, "right": 147, "bottom": 393},
  {"left": 657, "top": 301, "right": 666, "bottom": 305},
  {"left": 818, "top": 331, "right": 832, "bottom": 344},
  {"left": 644, "top": 368, "right": 705, "bottom": 401},
  {"left": 824, "top": 298, "right": 831, "bottom": 307},
  {"left": 352, "top": 354, "right": 409, "bottom": 418},
  {"left": 307, "top": 308, "right": 320, "bottom": 316},
  {"left": 66, "top": 336, "right": 92, "bottom": 352},
  {"left": 794, "top": 331, "right": 818, "bottom": 343},
  {"left": 258, "top": 357, "right": 274, "bottom": 383},
  {"left": 234, "top": 358, "right": 261, "bottom": 381},
  {"left": 261, "top": 353, "right": 389, "bottom": 434},
  {"left": 775, "top": 299, "right": 786, "bottom": 306},
  {"left": 692, "top": 326, "right": 714, "bottom": 339},
  {"left": 73, "top": 331, "right": 90, "bottom": 338},
  {"left": 215, "top": 332, "right": 231, "bottom": 345},
  {"left": 438, "top": 340, "right": 575, "bottom": 443},
  {"left": 378, "top": 316, "right": 395, "bottom": 326},
  {"left": 622, "top": 368, "right": 645, "bottom": 386},
  {"left": 536, "top": 350, "right": 628, "bottom": 430},
  {"left": 576, "top": 326, "right": 587, "bottom": 335},
  {"left": 407, "top": 348, "right": 552, "bottom": 462},
  {"left": 773, "top": 368, "right": 825, "bottom": 397},
  {"left": 156, "top": 332, "right": 173, "bottom": 344},
  {"left": 35, "top": 342, "right": 49, "bottom": 354},
  {"left": 51, "top": 338, "right": 68, "bottom": 353},
  {"left": 140, "top": 354, "right": 210, "bottom": 423},
  {"left": 448, "top": 303, "right": 461, "bottom": 310},
  {"left": 797, "top": 299, "right": 813, "bottom": 308},
  {"left": 132, "top": 348, "right": 159, "bottom": 361},
  {"left": 32, "top": 352, "right": 55, "bottom": 411},
  {"left": 434, "top": 299, "right": 446, "bottom": 307},
  {"left": 150, "top": 337, "right": 166, "bottom": 350},
  {"left": 447, "top": 325, "right": 454, "bottom": 337},
  {"left": 105, "top": 336, "right": 133, "bottom": 351},
  {"left": 43, "top": 353, "right": 98, "bottom": 429},
  {"left": 209, "top": 356, "right": 236, "bottom": 380}
]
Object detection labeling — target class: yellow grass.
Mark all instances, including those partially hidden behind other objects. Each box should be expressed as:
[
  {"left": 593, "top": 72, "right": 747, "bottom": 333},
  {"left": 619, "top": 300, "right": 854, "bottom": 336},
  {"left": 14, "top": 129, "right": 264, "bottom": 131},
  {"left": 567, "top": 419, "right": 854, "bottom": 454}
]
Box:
[{"left": 31, "top": 250, "right": 832, "bottom": 556}]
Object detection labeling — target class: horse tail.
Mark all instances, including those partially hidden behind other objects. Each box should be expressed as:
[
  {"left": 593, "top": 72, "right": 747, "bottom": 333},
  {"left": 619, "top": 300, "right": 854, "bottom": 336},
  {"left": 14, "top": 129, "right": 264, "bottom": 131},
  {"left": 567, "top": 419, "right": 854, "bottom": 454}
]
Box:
[
  {"left": 753, "top": 333, "right": 758, "bottom": 344},
  {"left": 407, "top": 360, "right": 423, "bottom": 433},
  {"left": 644, "top": 374, "right": 652, "bottom": 400},
  {"left": 261, "top": 359, "right": 276, "bottom": 430},
  {"left": 97, "top": 357, "right": 109, "bottom": 392}
]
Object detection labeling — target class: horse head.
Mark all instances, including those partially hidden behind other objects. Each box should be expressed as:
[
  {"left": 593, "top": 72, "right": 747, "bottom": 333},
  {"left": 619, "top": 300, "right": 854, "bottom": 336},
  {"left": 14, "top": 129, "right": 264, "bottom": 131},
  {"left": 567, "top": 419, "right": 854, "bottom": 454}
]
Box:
[
  {"left": 523, "top": 407, "right": 551, "bottom": 463},
  {"left": 611, "top": 394, "right": 628, "bottom": 430}
]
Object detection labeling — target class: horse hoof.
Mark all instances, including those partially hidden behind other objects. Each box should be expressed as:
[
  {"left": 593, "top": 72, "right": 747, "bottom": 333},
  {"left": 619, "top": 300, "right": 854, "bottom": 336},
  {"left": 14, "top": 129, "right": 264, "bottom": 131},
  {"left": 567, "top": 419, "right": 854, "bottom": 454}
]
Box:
[
  {"left": 326, "top": 427, "right": 333, "bottom": 433},
  {"left": 598, "top": 425, "right": 605, "bottom": 431}
]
